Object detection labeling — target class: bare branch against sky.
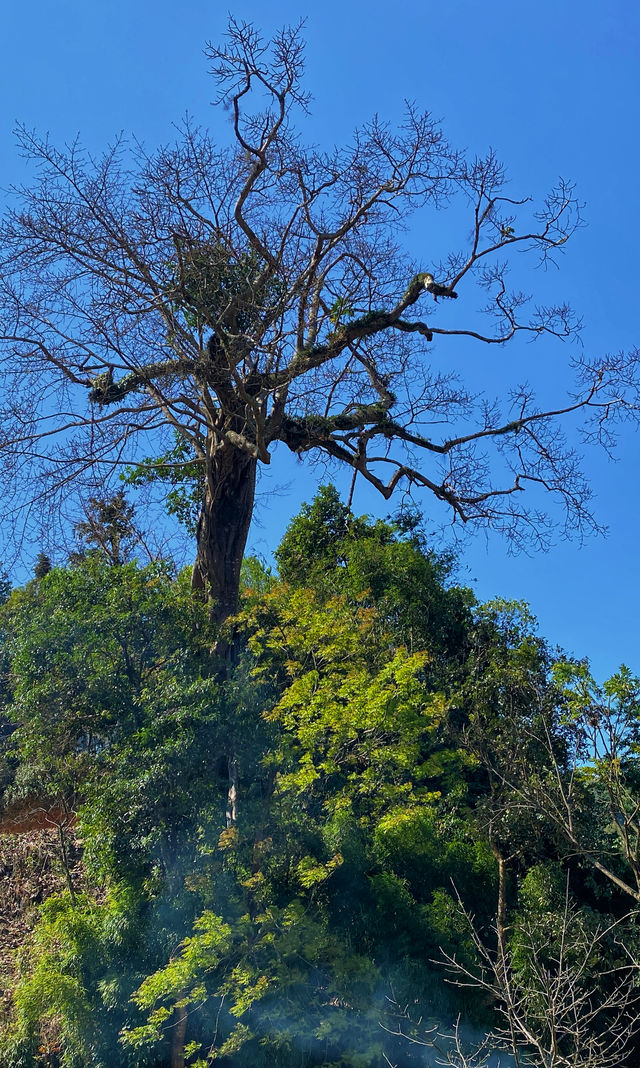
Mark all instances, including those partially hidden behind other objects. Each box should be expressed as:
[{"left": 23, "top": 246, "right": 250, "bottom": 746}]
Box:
[{"left": 1, "top": 19, "right": 638, "bottom": 622}]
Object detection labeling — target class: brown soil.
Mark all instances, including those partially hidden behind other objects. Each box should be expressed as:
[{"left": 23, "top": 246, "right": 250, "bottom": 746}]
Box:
[
  {"left": 0, "top": 827, "right": 84, "bottom": 1028},
  {"left": 0, "top": 797, "right": 76, "bottom": 835}
]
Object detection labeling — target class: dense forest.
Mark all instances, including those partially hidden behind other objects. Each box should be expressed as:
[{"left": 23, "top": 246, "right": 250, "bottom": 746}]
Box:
[{"left": 0, "top": 485, "right": 639, "bottom": 1067}]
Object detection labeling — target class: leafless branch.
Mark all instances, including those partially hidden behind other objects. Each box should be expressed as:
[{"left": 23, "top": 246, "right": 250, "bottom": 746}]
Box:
[{"left": 0, "top": 18, "right": 637, "bottom": 615}]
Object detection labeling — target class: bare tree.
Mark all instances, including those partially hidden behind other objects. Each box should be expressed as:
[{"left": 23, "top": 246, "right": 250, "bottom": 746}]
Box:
[
  {"left": 441, "top": 891, "right": 640, "bottom": 1068},
  {"left": 0, "top": 19, "right": 637, "bottom": 623},
  {"left": 381, "top": 1004, "right": 499, "bottom": 1067}
]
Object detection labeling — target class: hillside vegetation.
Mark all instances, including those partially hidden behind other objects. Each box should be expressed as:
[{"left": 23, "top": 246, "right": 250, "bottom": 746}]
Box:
[{"left": 0, "top": 487, "right": 638, "bottom": 1067}]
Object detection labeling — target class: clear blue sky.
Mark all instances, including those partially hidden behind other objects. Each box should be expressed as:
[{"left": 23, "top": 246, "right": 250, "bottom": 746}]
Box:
[{"left": 1, "top": 1, "right": 638, "bottom": 679}]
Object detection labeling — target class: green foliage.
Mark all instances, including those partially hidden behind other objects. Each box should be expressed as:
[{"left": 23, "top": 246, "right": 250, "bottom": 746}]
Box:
[
  {"left": 1, "top": 486, "right": 638, "bottom": 1066},
  {"left": 275, "top": 484, "right": 360, "bottom": 583},
  {"left": 1, "top": 556, "right": 208, "bottom": 806},
  {"left": 276, "top": 484, "right": 473, "bottom": 671},
  {"left": 123, "top": 434, "right": 204, "bottom": 534},
  {"left": 328, "top": 297, "right": 354, "bottom": 327},
  {"left": 0, "top": 562, "right": 10, "bottom": 605},
  {"left": 249, "top": 584, "right": 441, "bottom": 801},
  {"left": 2, "top": 890, "right": 149, "bottom": 1068}
]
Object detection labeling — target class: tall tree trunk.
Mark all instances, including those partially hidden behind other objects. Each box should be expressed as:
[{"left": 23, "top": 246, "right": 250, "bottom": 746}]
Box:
[
  {"left": 226, "top": 757, "right": 238, "bottom": 827},
  {"left": 191, "top": 442, "right": 252, "bottom": 861},
  {"left": 171, "top": 1004, "right": 187, "bottom": 1068},
  {"left": 58, "top": 822, "right": 76, "bottom": 906},
  {"left": 192, "top": 442, "right": 257, "bottom": 628},
  {"left": 489, "top": 826, "right": 508, "bottom": 967}
]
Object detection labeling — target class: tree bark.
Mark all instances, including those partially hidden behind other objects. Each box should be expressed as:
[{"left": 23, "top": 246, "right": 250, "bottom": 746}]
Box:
[
  {"left": 192, "top": 442, "right": 257, "bottom": 628},
  {"left": 489, "top": 831, "right": 508, "bottom": 966},
  {"left": 58, "top": 823, "right": 77, "bottom": 906},
  {"left": 226, "top": 757, "right": 238, "bottom": 827},
  {"left": 171, "top": 1004, "right": 187, "bottom": 1068}
]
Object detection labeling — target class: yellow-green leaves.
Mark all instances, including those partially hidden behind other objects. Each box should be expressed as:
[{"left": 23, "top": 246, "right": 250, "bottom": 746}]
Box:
[
  {"left": 122, "top": 912, "right": 234, "bottom": 1050},
  {"left": 248, "top": 585, "right": 443, "bottom": 810}
]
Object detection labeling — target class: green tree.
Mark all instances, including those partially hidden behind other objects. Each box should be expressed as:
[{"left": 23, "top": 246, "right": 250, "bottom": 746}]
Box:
[
  {"left": 71, "top": 492, "right": 138, "bottom": 566},
  {"left": 515, "top": 660, "right": 640, "bottom": 905},
  {"left": 119, "top": 506, "right": 495, "bottom": 1065},
  {"left": 33, "top": 552, "right": 52, "bottom": 579},
  {"left": 3, "top": 493, "right": 637, "bottom": 1067},
  {"left": 276, "top": 485, "right": 473, "bottom": 671},
  {"left": 0, "top": 554, "right": 233, "bottom": 1065},
  {"left": 0, "top": 556, "right": 206, "bottom": 806}
]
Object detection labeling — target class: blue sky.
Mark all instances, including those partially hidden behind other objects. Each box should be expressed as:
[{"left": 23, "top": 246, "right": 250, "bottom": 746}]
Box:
[{"left": 1, "top": 1, "right": 638, "bottom": 678}]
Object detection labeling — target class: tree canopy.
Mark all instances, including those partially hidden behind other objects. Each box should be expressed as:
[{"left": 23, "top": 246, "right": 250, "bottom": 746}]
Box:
[{"left": 1, "top": 20, "right": 638, "bottom": 623}]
